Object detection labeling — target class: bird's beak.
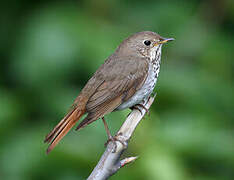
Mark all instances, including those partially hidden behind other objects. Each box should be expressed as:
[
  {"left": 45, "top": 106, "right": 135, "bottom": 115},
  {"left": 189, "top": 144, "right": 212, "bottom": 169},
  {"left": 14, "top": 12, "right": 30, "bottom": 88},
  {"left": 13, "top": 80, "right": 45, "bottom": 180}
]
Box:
[
  {"left": 159, "top": 37, "right": 175, "bottom": 44},
  {"left": 154, "top": 37, "right": 175, "bottom": 46}
]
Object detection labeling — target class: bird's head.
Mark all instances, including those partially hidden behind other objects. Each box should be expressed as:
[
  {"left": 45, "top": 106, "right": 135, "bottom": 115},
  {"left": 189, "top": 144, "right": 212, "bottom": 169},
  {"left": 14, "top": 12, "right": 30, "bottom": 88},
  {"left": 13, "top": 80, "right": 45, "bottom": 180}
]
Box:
[{"left": 116, "top": 31, "right": 174, "bottom": 60}]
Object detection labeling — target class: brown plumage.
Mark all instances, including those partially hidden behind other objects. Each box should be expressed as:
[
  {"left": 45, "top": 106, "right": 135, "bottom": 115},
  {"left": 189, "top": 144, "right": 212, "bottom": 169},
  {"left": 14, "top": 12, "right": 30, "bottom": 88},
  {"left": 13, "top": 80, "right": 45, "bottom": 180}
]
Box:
[
  {"left": 44, "top": 57, "right": 148, "bottom": 153},
  {"left": 44, "top": 31, "right": 174, "bottom": 153}
]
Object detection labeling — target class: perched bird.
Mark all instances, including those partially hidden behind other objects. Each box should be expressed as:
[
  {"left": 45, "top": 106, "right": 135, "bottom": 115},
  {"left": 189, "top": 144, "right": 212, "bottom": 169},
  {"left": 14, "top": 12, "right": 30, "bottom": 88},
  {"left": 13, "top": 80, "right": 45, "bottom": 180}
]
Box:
[{"left": 44, "top": 31, "right": 174, "bottom": 153}]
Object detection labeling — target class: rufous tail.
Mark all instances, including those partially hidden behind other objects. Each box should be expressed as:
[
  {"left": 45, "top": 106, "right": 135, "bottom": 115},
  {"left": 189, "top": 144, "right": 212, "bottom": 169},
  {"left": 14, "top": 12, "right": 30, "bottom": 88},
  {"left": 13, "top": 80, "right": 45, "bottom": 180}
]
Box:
[{"left": 44, "top": 107, "right": 85, "bottom": 154}]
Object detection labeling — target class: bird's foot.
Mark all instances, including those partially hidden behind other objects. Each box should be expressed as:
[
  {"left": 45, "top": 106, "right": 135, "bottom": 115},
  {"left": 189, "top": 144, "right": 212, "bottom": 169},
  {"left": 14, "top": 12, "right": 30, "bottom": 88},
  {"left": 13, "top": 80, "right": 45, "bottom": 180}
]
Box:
[
  {"left": 104, "top": 133, "right": 127, "bottom": 153},
  {"left": 131, "top": 104, "right": 150, "bottom": 116}
]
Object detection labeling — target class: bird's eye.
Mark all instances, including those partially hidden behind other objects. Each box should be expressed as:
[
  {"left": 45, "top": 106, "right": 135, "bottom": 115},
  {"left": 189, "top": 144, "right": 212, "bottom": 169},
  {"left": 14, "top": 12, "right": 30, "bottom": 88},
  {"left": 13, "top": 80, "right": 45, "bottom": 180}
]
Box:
[{"left": 144, "top": 40, "right": 151, "bottom": 46}]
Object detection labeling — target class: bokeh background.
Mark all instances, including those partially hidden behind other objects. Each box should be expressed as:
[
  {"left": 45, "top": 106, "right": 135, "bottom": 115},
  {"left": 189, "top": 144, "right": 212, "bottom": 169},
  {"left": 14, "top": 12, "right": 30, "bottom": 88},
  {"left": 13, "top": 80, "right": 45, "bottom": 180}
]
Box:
[{"left": 1, "top": 0, "right": 234, "bottom": 179}]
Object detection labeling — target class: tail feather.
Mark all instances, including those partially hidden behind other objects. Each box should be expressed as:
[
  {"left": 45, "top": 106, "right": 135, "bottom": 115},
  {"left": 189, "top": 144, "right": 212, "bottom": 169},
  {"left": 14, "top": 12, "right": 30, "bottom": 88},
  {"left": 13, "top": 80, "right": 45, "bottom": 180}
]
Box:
[
  {"left": 44, "top": 108, "right": 76, "bottom": 143},
  {"left": 44, "top": 108, "right": 85, "bottom": 154}
]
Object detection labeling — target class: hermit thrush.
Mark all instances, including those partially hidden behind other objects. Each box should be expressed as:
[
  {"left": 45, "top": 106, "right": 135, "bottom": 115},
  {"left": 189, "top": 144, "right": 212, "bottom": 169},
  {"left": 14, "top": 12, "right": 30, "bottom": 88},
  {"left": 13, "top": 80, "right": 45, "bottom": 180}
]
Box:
[{"left": 44, "top": 31, "right": 174, "bottom": 153}]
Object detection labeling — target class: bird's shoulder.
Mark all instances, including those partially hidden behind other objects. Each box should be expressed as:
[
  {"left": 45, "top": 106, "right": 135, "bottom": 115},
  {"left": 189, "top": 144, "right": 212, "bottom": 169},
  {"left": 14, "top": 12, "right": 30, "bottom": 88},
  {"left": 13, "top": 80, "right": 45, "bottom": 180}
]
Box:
[{"left": 94, "top": 55, "right": 149, "bottom": 81}]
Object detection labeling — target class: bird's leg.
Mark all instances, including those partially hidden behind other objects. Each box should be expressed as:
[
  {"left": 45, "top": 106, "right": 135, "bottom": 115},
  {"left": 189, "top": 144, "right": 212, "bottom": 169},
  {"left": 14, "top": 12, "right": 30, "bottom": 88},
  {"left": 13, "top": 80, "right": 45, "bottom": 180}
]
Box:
[
  {"left": 102, "top": 117, "right": 112, "bottom": 140},
  {"left": 102, "top": 117, "right": 127, "bottom": 152}
]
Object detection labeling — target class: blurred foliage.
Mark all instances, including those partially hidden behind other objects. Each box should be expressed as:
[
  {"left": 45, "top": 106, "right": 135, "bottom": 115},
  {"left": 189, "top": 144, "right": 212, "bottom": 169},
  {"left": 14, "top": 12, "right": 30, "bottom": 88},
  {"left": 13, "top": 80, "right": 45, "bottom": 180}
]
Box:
[{"left": 0, "top": 0, "right": 234, "bottom": 179}]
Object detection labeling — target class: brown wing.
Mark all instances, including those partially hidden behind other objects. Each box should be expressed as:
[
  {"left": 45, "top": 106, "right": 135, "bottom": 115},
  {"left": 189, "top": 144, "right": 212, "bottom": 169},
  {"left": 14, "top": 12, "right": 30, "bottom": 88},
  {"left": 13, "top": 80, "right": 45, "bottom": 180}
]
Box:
[{"left": 76, "top": 56, "right": 149, "bottom": 130}]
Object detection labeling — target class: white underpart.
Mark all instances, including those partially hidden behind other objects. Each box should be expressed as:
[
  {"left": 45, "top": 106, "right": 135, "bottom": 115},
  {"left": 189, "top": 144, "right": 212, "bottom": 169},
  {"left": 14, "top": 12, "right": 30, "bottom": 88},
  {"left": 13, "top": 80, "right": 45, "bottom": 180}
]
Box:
[{"left": 117, "top": 45, "right": 162, "bottom": 110}]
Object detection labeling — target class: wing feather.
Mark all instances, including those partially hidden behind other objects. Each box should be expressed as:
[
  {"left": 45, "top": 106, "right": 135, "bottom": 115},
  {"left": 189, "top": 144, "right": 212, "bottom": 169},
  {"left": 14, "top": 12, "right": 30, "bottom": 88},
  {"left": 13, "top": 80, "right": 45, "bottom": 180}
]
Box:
[{"left": 76, "top": 56, "right": 149, "bottom": 130}]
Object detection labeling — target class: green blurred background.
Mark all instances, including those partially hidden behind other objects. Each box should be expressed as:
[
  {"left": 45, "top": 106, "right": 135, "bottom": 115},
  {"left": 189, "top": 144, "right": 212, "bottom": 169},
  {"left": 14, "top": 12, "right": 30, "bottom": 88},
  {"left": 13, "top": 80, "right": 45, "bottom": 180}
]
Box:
[{"left": 1, "top": 0, "right": 234, "bottom": 179}]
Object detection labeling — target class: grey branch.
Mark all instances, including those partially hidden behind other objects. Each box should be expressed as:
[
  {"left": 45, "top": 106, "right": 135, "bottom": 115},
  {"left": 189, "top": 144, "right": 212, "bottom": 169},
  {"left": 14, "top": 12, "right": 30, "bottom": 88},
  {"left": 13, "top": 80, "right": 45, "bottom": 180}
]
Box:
[{"left": 87, "top": 95, "right": 156, "bottom": 180}]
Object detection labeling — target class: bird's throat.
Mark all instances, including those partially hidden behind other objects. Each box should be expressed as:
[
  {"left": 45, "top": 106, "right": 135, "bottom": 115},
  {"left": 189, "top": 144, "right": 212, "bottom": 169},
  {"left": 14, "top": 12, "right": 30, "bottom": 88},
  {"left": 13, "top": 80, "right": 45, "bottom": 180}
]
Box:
[{"left": 150, "top": 45, "right": 162, "bottom": 62}]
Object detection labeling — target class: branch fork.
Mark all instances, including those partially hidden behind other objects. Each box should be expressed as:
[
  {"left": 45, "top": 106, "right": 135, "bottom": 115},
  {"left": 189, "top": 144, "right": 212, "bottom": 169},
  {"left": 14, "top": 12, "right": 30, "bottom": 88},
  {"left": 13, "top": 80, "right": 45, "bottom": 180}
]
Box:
[{"left": 87, "top": 95, "right": 156, "bottom": 180}]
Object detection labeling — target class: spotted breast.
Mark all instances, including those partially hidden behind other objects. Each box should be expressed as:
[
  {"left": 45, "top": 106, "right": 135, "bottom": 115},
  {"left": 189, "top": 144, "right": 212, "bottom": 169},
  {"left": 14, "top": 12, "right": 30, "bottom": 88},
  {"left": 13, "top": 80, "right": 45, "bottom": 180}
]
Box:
[{"left": 116, "top": 45, "right": 162, "bottom": 110}]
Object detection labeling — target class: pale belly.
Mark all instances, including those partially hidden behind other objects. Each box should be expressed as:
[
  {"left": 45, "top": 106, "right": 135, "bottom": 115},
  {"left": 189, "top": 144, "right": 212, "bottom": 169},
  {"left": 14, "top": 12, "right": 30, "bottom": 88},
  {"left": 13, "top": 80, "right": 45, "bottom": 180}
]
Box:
[{"left": 116, "top": 62, "right": 159, "bottom": 110}]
